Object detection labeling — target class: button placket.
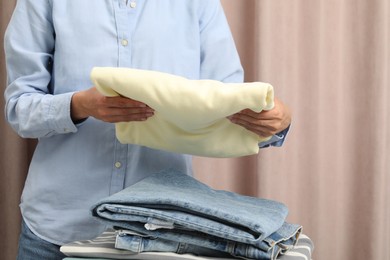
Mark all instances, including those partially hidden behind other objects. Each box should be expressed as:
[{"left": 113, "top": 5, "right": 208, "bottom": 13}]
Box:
[
  {"left": 115, "top": 161, "right": 122, "bottom": 169},
  {"left": 109, "top": 138, "right": 128, "bottom": 195},
  {"left": 114, "top": 0, "right": 137, "bottom": 67}
]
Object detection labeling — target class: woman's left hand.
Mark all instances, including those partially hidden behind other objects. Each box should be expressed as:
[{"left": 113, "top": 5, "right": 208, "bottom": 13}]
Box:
[{"left": 227, "top": 98, "right": 291, "bottom": 137}]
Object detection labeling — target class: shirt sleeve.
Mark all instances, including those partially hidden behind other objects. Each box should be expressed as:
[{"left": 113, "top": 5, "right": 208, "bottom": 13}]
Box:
[
  {"left": 198, "top": 0, "right": 244, "bottom": 83},
  {"left": 4, "top": 0, "right": 77, "bottom": 138},
  {"left": 197, "top": 1, "right": 289, "bottom": 149}
]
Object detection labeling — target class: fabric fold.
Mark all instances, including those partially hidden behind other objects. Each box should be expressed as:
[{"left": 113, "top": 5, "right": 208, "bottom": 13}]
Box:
[
  {"left": 91, "top": 170, "right": 302, "bottom": 259},
  {"left": 91, "top": 67, "right": 275, "bottom": 157}
]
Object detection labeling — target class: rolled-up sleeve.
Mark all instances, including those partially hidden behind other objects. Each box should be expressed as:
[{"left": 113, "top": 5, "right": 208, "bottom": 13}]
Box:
[{"left": 259, "top": 125, "right": 291, "bottom": 148}]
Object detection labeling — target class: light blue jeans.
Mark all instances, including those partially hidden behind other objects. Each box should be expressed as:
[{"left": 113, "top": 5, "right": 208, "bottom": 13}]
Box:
[
  {"left": 92, "top": 169, "right": 301, "bottom": 259},
  {"left": 116, "top": 229, "right": 234, "bottom": 257},
  {"left": 115, "top": 222, "right": 300, "bottom": 259}
]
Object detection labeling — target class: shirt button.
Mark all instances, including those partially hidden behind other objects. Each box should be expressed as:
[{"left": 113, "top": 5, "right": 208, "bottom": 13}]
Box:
[
  {"left": 130, "top": 1, "right": 136, "bottom": 8},
  {"left": 115, "top": 162, "right": 122, "bottom": 169},
  {"left": 121, "top": 39, "right": 128, "bottom": 46}
]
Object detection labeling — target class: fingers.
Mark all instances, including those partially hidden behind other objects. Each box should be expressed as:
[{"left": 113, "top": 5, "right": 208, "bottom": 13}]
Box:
[
  {"left": 228, "top": 99, "right": 291, "bottom": 137},
  {"left": 103, "top": 95, "right": 148, "bottom": 108},
  {"left": 97, "top": 105, "right": 154, "bottom": 123},
  {"left": 91, "top": 89, "right": 155, "bottom": 123},
  {"left": 96, "top": 97, "right": 154, "bottom": 123},
  {"left": 228, "top": 114, "right": 279, "bottom": 137},
  {"left": 72, "top": 87, "right": 156, "bottom": 123}
]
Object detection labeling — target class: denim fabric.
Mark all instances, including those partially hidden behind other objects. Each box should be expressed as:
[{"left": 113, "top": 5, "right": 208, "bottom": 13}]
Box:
[
  {"left": 17, "top": 220, "right": 66, "bottom": 260},
  {"left": 116, "top": 230, "right": 233, "bottom": 257},
  {"left": 115, "top": 226, "right": 300, "bottom": 260},
  {"left": 92, "top": 170, "right": 302, "bottom": 260}
]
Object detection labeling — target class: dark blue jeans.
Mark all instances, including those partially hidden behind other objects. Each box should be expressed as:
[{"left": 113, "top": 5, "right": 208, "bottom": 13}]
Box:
[{"left": 17, "top": 220, "right": 66, "bottom": 260}]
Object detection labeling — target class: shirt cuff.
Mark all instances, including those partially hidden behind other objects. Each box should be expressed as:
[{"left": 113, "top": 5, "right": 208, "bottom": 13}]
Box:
[
  {"left": 258, "top": 125, "right": 290, "bottom": 148},
  {"left": 45, "top": 92, "right": 78, "bottom": 135}
]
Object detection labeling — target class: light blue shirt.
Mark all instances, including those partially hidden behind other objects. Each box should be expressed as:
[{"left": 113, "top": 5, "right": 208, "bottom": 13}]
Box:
[{"left": 4, "top": 0, "right": 286, "bottom": 245}]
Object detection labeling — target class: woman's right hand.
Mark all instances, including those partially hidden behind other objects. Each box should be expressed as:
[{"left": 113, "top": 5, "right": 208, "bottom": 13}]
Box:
[{"left": 71, "top": 87, "right": 154, "bottom": 123}]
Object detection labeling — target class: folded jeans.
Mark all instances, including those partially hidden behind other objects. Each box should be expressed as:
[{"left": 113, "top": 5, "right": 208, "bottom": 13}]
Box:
[
  {"left": 115, "top": 224, "right": 301, "bottom": 260},
  {"left": 92, "top": 170, "right": 302, "bottom": 259}
]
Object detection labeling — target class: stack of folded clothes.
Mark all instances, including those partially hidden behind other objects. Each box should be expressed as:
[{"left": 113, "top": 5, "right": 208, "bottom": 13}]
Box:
[{"left": 61, "top": 170, "right": 314, "bottom": 260}]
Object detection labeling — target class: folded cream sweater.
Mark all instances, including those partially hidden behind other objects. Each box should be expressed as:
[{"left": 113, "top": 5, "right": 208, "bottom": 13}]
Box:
[{"left": 91, "top": 68, "right": 274, "bottom": 157}]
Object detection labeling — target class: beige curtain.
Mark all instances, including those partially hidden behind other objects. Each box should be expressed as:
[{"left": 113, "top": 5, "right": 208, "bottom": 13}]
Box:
[{"left": 1, "top": 0, "right": 389, "bottom": 260}]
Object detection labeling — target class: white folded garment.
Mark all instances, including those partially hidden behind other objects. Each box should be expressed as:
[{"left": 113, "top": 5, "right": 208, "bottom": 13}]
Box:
[{"left": 91, "top": 68, "right": 274, "bottom": 157}]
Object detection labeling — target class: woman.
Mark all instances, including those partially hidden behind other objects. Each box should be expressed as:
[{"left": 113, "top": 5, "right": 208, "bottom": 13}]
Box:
[{"left": 4, "top": 0, "right": 291, "bottom": 259}]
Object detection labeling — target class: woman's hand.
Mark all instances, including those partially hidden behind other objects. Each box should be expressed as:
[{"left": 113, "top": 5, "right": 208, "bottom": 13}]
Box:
[
  {"left": 228, "top": 98, "right": 291, "bottom": 137},
  {"left": 71, "top": 87, "right": 154, "bottom": 123}
]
